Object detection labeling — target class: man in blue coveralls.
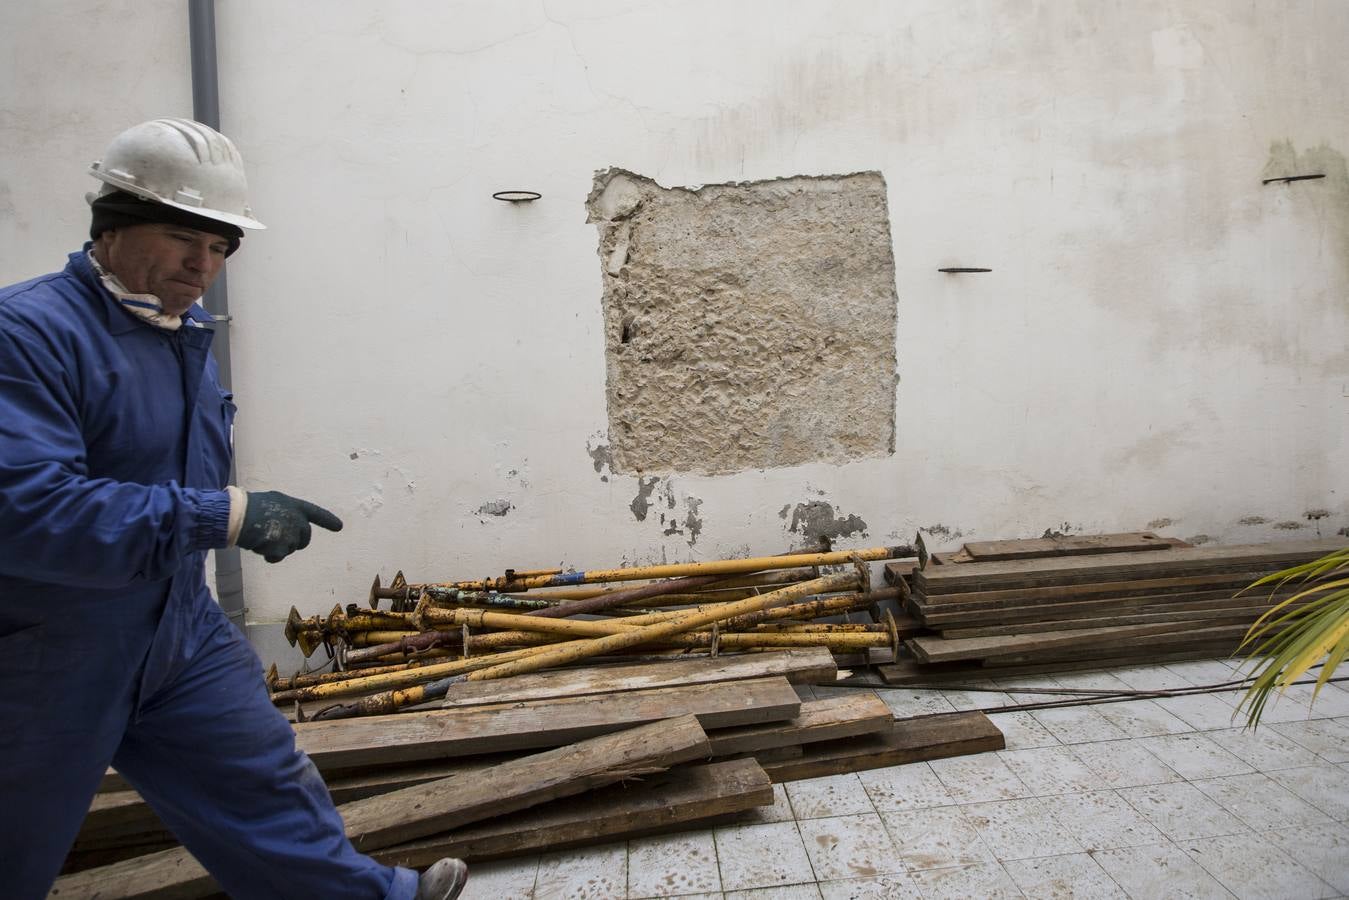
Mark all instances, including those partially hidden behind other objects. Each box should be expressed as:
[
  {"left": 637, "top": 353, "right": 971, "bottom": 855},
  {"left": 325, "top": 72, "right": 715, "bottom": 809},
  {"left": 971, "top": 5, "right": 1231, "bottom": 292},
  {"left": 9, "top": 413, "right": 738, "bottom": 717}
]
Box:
[{"left": 0, "top": 119, "right": 467, "bottom": 899}]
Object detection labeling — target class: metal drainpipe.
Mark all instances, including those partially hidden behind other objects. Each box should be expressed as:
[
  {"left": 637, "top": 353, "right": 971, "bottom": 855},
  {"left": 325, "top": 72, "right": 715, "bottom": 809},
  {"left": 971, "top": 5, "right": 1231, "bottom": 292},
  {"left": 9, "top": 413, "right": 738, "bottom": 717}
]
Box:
[{"left": 190, "top": 0, "right": 247, "bottom": 632}]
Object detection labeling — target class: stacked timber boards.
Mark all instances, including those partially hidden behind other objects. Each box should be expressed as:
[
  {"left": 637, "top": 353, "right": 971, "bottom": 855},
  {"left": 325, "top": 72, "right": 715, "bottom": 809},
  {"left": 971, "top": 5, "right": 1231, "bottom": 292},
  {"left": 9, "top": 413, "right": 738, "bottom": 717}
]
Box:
[
  {"left": 57, "top": 648, "right": 1003, "bottom": 897},
  {"left": 882, "top": 538, "right": 1344, "bottom": 683}
]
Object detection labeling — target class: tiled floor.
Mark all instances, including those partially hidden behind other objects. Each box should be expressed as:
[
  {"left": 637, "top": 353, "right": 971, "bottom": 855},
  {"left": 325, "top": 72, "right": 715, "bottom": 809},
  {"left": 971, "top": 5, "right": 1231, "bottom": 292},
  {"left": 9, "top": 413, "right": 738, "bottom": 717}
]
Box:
[{"left": 457, "top": 658, "right": 1349, "bottom": 899}]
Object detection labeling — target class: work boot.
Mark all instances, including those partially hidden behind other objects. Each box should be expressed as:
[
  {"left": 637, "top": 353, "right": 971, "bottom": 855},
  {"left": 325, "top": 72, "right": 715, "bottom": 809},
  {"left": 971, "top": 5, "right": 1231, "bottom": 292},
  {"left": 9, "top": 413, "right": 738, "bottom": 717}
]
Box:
[{"left": 415, "top": 858, "right": 469, "bottom": 900}]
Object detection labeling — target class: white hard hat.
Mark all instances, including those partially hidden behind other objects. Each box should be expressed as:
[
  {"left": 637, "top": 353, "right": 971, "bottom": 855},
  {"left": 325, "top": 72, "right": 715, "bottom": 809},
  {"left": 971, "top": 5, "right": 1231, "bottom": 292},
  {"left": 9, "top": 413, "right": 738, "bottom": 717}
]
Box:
[{"left": 88, "top": 118, "right": 265, "bottom": 230}]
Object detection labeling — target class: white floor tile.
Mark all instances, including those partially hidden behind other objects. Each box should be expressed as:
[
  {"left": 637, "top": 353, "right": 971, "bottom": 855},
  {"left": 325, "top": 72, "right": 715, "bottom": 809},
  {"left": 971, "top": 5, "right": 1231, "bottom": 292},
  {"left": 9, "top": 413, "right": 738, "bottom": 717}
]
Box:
[
  {"left": 1152, "top": 693, "right": 1244, "bottom": 731},
  {"left": 960, "top": 796, "right": 1084, "bottom": 860},
  {"left": 911, "top": 861, "right": 1024, "bottom": 899},
  {"left": 987, "top": 710, "right": 1062, "bottom": 750},
  {"left": 724, "top": 883, "right": 820, "bottom": 899},
  {"left": 1046, "top": 789, "right": 1167, "bottom": 851},
  {"left": 459, "top": 856, "right": 540, "bottom": 900},
  {"left": 927, "top": 752, "right": 1031, "bottom": 803},
  {"left": 877, "top": 805, "right": 994, "bottom": 871},
  {"left": 1193, "top": 772, "right": 1335, "bottom": 830},
  {"left": 1261, "top": 822, "right": 1349, "bottom": 893},
  {"left": 855, "top": 761, "right": 954, "bottom": 812},
  {"left": 1069, "top": 738, "right": 1184, "bottom": 789},
  {"left": 1204, "top": 725, "right": 1320, "bottom": 771},
  {"left": 1093, "top": 842, "right": 1235, "bottom": 899},
  {"left": 714, "top": 821, "right": 816, "bottom": 893},
  {"left": 738, "top": 783, "right": 796, "bottom": 825},
  {"left": 1165, "top": 660, "right": 1246, "bottom": 688},
  {"left": 1112, "top": 664, "right": 1196, "bottom": 691},
  {"left": 817, "top": 872, "right": 923, "bottom": 899},
  {"left": 1116, "top": 781, "right": 1249, "bottom": 841},
  {"left": 1276, "top": 682, "right": 1349, "bottom": 719},
  {"left": 999, "top": 745, "right": 1103, "bottom": 795},
  {"left": 1050, "top": 670, "right": 1137, "bottom": 692},
  {"left": 1094, "top": 698, "right": 1195, "bottom": 737},
  {"left": 1180, "top": 831, "right": 1337, "bottom": 900},
  {"left": 940, "top": 686, "right": 1017, "bottom": 711},
  {"left": 1266, "top": 763, "right": 1349, "bottom": 821},
  {"left": 795, "top": 812, "right": 907, "bottom": 882},
  {"left": 534, "top": 843, "right": 627, "bottom": 900},
  {"left": 785, "top": 773, "right": 874, "bottom": 820},
  {"left": 1269, "top": 718, "right": 1349, "bottom": 763},
  {"left": 627, "top": 829, "right": 721, "bottom": 898},
  {"left": 1003, "top": 852, "right": 1129, "bottom": 899},
  {"left": 874, "top": 688, "right": 958, "bottom": 718},
  {"left": 1242, "top": 690, "right": 1317, "bottom": 725},
  {"left": 1031, "top": 705, "right": 1130, "bottom": 744},
  {"left": 1135, "top": 733, "right": 1254, "bottom": 780}
]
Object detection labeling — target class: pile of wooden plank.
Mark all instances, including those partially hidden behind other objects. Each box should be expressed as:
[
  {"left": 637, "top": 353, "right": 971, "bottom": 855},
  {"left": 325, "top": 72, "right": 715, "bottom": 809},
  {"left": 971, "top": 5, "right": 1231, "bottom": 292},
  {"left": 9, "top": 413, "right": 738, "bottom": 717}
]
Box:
[
  {"left": 880, "top": 535, "right": 1345, "bottom": 683},
  {"left": 56, "top": 648, "right": 1002, "bottom": 896}
]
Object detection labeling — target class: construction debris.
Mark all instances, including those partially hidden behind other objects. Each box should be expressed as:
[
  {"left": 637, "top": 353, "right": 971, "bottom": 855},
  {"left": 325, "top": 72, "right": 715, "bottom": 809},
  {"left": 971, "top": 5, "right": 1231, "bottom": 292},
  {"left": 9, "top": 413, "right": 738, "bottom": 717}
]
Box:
[
  {"left": 880, "top": 536, "right": 1345, "bottom": 683},
  {"left": 60, "top": 542, "right": 1010, "bottom": 892}
]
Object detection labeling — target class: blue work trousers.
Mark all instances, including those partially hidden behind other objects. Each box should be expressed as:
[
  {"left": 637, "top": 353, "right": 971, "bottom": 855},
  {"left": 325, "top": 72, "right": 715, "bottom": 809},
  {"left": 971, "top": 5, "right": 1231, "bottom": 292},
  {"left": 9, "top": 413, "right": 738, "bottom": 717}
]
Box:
[{"left": 1, "top": 599, "right": 418, "bottom": 899}]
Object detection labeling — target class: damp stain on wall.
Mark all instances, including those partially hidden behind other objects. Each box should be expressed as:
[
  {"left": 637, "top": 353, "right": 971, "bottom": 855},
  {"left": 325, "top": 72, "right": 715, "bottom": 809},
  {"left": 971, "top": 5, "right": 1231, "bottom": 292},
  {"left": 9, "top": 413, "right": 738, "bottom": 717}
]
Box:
[{"left": 785, "top": 500, "right": 869, "bottom": 545}]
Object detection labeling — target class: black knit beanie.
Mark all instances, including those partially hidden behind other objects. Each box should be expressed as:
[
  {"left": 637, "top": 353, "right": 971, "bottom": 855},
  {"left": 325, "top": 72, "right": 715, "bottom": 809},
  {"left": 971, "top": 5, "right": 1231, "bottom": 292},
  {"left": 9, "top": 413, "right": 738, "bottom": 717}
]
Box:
[{"left": 90, "top": 190, "right": 243, "bottom": 257}]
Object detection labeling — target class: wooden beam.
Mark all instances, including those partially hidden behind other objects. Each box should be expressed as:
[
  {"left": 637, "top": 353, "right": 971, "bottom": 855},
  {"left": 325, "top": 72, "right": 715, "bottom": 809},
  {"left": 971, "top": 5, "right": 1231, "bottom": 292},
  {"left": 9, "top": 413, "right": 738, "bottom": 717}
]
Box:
[
  {"left": 913, "top": 540, "right": 1343, "bottom": 594},
  {"left": 438, "top": 648, "right": 836, "bottom": 708},
  {"left": 761, "top": 711, "right": 1004, "bottom": 781},
  {"left": 373, "top": 758, "right": 773, "bottom": 868},
  {"left": 908, "top": 621, "right": 1212, "bottom": 664},
  {"left": 706, "top": 694, "right": 893, "bottom": 756},
  {"left": 961, "top": 531, "right": 1172, "bottom": 561},
  {"left": 294, "top": 676, "right": 800, "bottom": 770}
]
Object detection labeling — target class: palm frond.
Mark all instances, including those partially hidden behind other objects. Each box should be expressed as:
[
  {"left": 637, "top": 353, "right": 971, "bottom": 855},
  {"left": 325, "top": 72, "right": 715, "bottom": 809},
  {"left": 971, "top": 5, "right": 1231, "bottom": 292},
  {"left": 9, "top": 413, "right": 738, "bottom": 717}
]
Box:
[{"left": 1235, "top": 546, "right": 1349, "bottom": 728}]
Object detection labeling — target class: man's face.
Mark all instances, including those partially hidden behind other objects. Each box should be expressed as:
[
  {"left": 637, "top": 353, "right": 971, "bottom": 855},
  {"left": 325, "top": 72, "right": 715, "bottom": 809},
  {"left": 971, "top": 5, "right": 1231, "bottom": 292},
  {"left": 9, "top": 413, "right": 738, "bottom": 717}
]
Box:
[{"left": 97, "top": 223, "right": 230, "bottom": 316}]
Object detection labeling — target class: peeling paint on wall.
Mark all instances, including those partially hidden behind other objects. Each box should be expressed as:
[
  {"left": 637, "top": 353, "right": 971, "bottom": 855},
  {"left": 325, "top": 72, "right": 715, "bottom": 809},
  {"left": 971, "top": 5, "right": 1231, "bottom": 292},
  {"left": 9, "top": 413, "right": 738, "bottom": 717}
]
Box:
[
  {"left": 585, "top": 437, "right": 613, "bottom": 483},
  {"left": 1273, "top": 520, "right": 1305, "bottom": 530},
  {"left": 629, "top": 476, "right": 659, "bottom": 521},
  {"left": 588, "top": 168, "right": 899, "bottom": 475},
  {"left": 921, "top": 524, "right": 965, "bottom": 542},
  {"left": 1305, "top": 509, "right": 1331, "bottom": 520},
  {"left": 1238, "top": 516, "right": 1270, "bottom": 526},
  {"left": 785, "top": 500, "right": 868, "bottom": 546},
  {"left": 476, "top": 499, "right": 512, "bottom": 518},
  {"left": 1040, "top": 523, "right": 1082, "bottom": 539}
]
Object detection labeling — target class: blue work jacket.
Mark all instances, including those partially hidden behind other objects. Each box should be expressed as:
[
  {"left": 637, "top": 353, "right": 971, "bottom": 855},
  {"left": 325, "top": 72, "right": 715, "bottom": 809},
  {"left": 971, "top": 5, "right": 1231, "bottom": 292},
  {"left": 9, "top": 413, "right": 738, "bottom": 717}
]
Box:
[{"left": 0, "top": 247, "right": 236, "bottom": 705}]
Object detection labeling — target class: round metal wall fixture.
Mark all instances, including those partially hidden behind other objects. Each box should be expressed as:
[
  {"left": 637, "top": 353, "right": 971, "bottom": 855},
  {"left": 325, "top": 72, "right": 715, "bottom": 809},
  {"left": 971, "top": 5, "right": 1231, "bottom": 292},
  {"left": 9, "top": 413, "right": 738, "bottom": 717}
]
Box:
[{"left": 493, "top": 190, "right": 542, "bottom": 202}]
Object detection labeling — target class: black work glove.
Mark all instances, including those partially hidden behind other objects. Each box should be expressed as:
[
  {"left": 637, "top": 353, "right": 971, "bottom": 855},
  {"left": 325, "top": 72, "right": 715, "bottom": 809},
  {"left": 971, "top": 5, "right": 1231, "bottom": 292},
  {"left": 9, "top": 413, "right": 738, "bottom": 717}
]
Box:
[{"left": 237, "top": 491, "right": 343, "bottom": 563}]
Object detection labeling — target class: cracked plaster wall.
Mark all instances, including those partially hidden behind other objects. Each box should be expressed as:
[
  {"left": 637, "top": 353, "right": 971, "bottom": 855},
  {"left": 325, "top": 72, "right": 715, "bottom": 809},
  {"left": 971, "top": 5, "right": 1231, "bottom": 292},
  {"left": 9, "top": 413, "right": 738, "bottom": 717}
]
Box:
[
  {"left": 588, "top": 169, "right": 898, "bottom": 475},
  {"left": 2, "top": 1, "right": 1347, "bottom": 628}
]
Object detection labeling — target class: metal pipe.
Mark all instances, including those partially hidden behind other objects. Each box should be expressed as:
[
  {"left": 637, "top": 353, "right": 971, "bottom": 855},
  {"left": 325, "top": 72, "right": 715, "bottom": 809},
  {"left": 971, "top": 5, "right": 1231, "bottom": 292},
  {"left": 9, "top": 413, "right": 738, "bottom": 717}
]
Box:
[
  {"left": 311, "top": 569, "right": 863, "bottom": 719},
  {"left": 189, "top": 0, "right": 247, "bottom": 632},
  {"left": 439, "top": 545, "right": 909, "bottom": 593}
]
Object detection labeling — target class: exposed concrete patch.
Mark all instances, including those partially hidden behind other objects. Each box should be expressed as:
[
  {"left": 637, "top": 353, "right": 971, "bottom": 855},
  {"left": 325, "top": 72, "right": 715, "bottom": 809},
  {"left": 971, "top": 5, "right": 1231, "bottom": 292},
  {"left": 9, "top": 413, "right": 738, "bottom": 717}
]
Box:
[
  {"left": 1147, "top": 517, "right": 1174, "bottom": 529},
  {"left": 476, "top": 499, "right": 512, "bottom": 518},
  {"left": 1238, "top": 516, "right": 1270, "bottom": 526},
  {"left": 786, "top": 500, "right": 868, "bottom": 546},
  {"left": 1186, "top": 534, "right": 1214, "bottom": 545},
  {"left": 629, "top": 476, "right": 660, "bottom": 521},
  {"left": 1305, "top": 509, "right": 1331, "bottom": 520},
  {"left": 1273, "top": 520, "right": 1305, "bottom": 530},
  {"left": 588, "top": 168, "right": 899, "bottom": 475}
]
